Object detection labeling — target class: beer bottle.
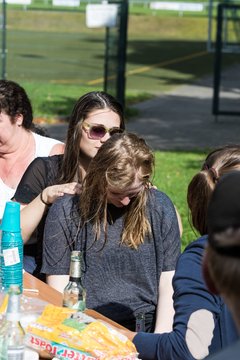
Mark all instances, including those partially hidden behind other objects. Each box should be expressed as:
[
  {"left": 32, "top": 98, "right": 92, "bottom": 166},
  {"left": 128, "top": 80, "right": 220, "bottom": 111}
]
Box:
[{"left": 63, "top": 250, "right": 86, "bottom": 311}]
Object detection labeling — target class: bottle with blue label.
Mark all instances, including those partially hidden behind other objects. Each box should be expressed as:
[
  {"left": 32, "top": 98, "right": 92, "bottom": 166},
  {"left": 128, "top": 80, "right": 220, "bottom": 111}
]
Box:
[
  {"left": 0, "top": 227, "right": 2, "bottom": 290},
  {"left": 0, "top": 202, "right": 23, "bottom": 292}
]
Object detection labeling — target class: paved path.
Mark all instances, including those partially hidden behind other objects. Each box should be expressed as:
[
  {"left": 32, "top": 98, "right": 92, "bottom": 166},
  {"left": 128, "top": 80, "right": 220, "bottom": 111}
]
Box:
[{"left": 46, "top": 64, "right": 240, "bottom": 151}]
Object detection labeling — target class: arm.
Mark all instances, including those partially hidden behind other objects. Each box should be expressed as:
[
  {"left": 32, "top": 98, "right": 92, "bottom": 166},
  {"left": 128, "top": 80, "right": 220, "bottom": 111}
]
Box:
[
  {"left": 132, "top": 238, "right": 225, "bottom": 360},
  {"left": 41, "top": 195, "right": 78, "bottom": 291},
  {"left": 152, "top": 190, "right": 181, "bottom": 334},
  {"left": 174, "top": 206, "right": 183, "bottom": 237},
  {"left": 154, "top": 271, "right": 174, "bottom": 333},
  {"left": 13, "top": 157, "right": 51, "bottom": 204},
  {"left": 21, "top": 182, "right": 81, "bottom": 242},
  {"left": 47, "top": 274, "right": 69, "bottom": 293}
]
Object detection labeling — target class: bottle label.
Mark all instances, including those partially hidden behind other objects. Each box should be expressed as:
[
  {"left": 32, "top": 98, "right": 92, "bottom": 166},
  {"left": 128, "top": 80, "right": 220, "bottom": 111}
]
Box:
[
  {"left": 63, "top": 296, "right": 86, "bottom": 311},
  {"left": 3, "top": 248, "right": 20, "bottom": 266},
  {"left": 72, "top": 300, "right": 86, "bottom": 311}
]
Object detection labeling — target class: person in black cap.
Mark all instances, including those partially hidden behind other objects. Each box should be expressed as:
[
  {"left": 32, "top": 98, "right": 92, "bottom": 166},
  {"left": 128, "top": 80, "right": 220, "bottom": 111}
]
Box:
[{"left": 203, "top": 170, "right": 240, "bottom": 359}]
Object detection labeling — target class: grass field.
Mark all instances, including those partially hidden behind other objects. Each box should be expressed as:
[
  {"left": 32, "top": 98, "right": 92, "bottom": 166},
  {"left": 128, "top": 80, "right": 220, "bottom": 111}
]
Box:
[{"left": 154, "top": 150, "right": 207, "bottom": 250}]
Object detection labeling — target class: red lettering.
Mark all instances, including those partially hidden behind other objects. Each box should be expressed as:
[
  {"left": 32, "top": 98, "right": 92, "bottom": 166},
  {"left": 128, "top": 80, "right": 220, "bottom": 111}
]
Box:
[
  {"left": 46, "top": 344, "right": 53, "bottom": 353},
  {"left": 67, "top": 350, "right": 74, "bottom": 359},
  {"left": 62, "top": 349, "right": 68, "bottom": 357},
  {"left": 40, "top": 340, "right": 46, "bottom": 348},
  {"left": 51, "top": 346, "right": 57, "bottom": 355},
  {"left": 31, "top": 336, "right": 40, "bottom": 346}
]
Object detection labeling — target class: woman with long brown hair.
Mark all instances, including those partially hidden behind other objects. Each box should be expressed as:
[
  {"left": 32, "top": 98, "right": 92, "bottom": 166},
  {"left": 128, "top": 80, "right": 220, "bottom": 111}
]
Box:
[{"left": 41, "top": 132, "right": 181, "bottom": 333}]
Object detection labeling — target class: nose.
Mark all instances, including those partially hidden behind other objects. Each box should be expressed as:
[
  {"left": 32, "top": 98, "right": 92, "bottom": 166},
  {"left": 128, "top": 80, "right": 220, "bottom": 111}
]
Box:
[
  {"left": 100, "top": 132, "right": 111, "bottom": 143},
  {"left": 120, "top": 197, "right": 131, "bottom": 206}
]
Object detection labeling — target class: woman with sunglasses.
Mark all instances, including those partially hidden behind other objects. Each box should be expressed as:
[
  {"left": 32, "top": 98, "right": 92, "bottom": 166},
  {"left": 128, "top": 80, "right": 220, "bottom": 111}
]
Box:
[
  {"left": 41, "top": 132, "right": 181, "bottom": 333},
  {"left": 13, "top": 91, "right": 125, "bottom": 276}
]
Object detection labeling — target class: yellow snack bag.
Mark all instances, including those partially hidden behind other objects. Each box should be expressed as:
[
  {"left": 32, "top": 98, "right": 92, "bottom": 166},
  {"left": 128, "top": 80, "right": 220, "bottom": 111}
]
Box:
[{"left": 26, "top": 304, "right": 138, "bottom": 360}]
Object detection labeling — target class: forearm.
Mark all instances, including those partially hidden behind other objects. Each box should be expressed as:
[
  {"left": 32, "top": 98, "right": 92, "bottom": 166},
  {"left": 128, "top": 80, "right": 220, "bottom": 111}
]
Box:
[
  {"left": 20, "top": 182, "right": 80, "bottom": 243},
  {"left": 20, "top": 194, "right": 47, "bottom": 243},
  {"left": 154, "top": 271, "right": 175, "bottom": 333},
  {"left": 47, "top": 274, "right": 69, "bottom": 293}
]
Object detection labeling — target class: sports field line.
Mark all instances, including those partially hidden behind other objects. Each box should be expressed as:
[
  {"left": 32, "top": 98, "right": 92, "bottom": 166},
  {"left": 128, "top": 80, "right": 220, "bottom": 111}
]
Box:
[{"left": 87, "top": 50, "right": 207, "bottom": 85}]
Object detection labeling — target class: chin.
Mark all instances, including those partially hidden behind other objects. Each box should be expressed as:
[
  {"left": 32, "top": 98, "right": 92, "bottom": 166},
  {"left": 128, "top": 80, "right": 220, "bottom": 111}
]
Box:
[{"left": 114, "top": 203, "right": 124, "bottom": 208}]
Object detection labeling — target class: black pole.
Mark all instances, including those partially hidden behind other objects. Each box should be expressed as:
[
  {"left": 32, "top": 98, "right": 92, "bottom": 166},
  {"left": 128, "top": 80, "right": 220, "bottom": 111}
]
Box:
[
  {"left": 104, "top": 26, "right": 110, "bottom": 92},
  {"left": 212, "top": 3, "right": 223, "bottom": 117},
  {"left": 117, "top": 0, "right": 128, "bottom": 110}
]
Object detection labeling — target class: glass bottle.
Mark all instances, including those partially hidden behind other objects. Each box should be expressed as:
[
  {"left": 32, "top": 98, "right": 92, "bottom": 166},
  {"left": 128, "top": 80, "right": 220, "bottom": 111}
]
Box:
[
  {"left": 63, "top": 250, "right": 86, "bottom": 311},
  {"left": 0, "top": 285, "right": 25, "bottom": 360}
]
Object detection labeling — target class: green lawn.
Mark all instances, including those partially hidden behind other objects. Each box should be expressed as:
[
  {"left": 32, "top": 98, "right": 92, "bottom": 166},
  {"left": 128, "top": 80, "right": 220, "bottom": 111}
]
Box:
[{"left": 153, "top": 150, "right": 208, "bottom": 250}]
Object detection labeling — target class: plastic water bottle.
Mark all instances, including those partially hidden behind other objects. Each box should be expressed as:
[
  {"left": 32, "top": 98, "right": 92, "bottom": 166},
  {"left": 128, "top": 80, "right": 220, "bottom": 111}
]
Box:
[
  {"left": 0, "top": 202, "right": 23, "bottom": 292},
  {"left": 0, "top": 285, "right": 25, "bottom": 360},
  {"left": 0, "top": 227, "right": 2, "bottom": 290}
]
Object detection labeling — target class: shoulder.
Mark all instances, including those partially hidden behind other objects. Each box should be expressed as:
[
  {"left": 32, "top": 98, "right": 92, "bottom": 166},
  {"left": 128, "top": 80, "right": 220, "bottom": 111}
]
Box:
[
  {"left": 40, "top": 154, "right": 63, "bottom": 168},
  {"left": 50, "top": 194, "right": 79, "bottom": 217},
  {"left": 184, "top": 235, "right": 208, "bottom": 256},
  {"left": 147, "top": 188, "right": 175, "bottom": 209},
  {"left": 147, "top": 188, "right": 176, "bottom": 221},
  {"left": 26, "top": 155, "right": 62, "bottom": 173},
  {"left": 175, "top": 236, "right": 207, "bottom": 278}
]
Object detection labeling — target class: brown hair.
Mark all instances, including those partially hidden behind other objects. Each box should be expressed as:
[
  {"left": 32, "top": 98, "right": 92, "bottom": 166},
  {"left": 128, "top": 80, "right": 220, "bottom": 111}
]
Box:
[
  {"left": 59, "top": 91, "right": 125, "bottom": 184},
  {"left": 79, "top": 132, "right": 154, "bottom": 249},
  {"left": 187, "top": 145, "right": 240, "bottom": 235}
]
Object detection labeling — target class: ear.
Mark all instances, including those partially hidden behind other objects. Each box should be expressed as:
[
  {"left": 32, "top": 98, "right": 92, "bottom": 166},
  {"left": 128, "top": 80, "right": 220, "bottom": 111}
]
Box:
[
  {"left": 202, "top": 250, "right": 219, "bottom": 295},
  {"left": 15, "top": 114, "right": 23, "bottom": 127}
]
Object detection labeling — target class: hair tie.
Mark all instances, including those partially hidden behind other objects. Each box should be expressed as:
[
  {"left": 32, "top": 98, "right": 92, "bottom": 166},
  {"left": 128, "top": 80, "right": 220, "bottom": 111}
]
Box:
[{"left": 209, "top": 167, "right": 219, "bottom": 182}]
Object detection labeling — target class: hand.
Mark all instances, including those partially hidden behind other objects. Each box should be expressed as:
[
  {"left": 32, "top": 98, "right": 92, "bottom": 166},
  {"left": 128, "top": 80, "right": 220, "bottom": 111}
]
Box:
[
  {"left": 41, "top": 182, "right": 82, "bottom": 205},
  {"left": 98, "top": 320, "right": 137, "bottom": 342}
]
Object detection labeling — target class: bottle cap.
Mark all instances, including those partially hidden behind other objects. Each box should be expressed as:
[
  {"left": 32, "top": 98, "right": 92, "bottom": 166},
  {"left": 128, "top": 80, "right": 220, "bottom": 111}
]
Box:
[{"left": 1, "top": 201, "right": 21, "bottom": 232}]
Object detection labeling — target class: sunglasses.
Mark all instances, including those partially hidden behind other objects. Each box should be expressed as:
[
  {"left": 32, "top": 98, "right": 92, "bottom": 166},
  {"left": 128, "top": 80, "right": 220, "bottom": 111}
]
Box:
[{"left": 82, "top": 121, "right": 123, "bottom": 140}]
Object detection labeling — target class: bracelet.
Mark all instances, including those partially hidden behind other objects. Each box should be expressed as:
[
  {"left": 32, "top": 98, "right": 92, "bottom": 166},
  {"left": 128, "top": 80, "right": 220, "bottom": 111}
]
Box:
[{"left": 40, "top": 191, "right": 50, "bottom": 206}]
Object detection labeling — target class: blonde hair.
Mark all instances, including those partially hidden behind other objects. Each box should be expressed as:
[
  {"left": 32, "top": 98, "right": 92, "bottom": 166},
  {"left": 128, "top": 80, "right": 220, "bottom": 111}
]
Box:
[{"left": 79, "top": 132, "right": 154, "bottom": 249}]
